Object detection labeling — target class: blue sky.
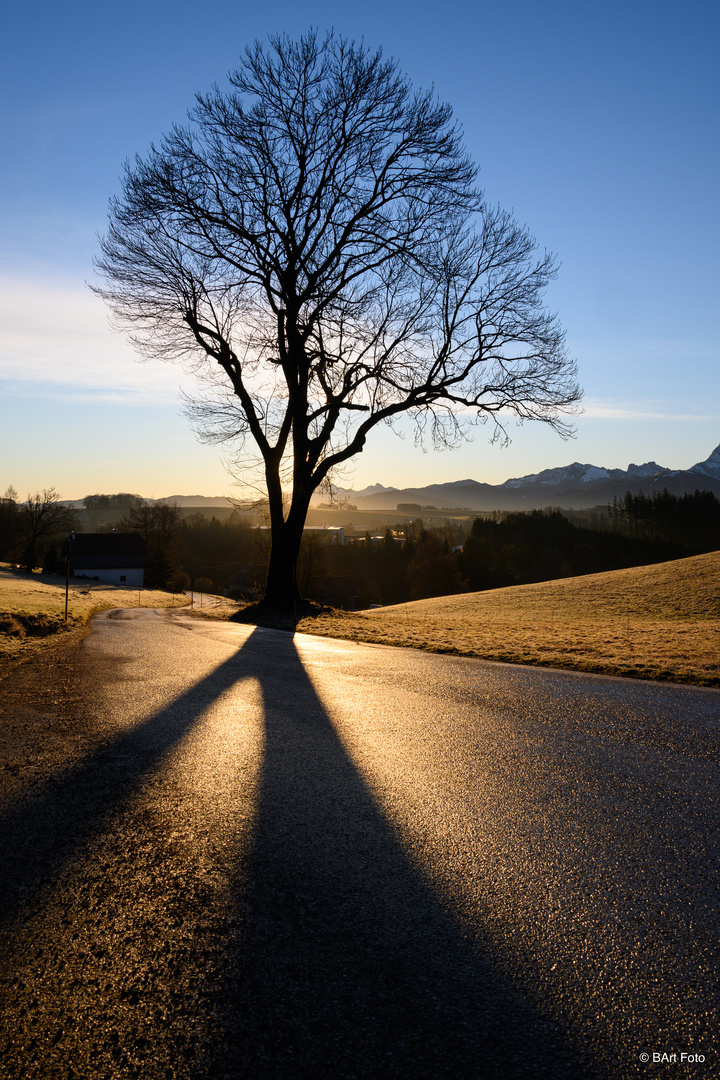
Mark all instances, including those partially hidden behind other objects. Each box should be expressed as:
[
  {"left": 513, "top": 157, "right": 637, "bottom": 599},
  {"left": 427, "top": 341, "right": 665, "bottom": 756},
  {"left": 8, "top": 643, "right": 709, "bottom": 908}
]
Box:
[{"left": 1, "top": 0, "right": 718, "bottom": 500}]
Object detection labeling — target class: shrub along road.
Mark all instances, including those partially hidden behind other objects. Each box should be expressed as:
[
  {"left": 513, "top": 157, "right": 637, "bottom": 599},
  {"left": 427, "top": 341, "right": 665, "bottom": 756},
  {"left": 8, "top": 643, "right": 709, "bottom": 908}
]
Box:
[{"left": 0, "top": 609, "right": 718, "bottom": 1078}]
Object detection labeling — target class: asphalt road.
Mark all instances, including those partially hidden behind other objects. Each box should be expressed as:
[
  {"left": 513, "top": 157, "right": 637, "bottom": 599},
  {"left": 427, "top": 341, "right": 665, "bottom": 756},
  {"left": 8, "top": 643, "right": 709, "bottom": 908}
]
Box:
[{"left": 0, "top": 608, "right": 718, "bottom": 1079}]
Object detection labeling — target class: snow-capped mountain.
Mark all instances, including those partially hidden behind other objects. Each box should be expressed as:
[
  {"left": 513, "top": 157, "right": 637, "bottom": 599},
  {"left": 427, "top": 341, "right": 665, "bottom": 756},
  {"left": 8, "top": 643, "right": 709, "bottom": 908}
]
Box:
[
  {"left": 690, "top": 443, "right": 720, "bottom": 481},
  {"left": 328, "top": 443, "right": 720, "bottom": 512},
  {"left": 500, "top": 459, "right": 671, "bottom": 489}
]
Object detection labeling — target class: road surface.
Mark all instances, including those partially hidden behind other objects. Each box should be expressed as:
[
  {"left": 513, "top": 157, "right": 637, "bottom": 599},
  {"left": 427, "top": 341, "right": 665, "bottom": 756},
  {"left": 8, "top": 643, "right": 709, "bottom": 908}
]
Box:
[{"left": 0, "top": 608, "right": 718, "bottom": 1078}]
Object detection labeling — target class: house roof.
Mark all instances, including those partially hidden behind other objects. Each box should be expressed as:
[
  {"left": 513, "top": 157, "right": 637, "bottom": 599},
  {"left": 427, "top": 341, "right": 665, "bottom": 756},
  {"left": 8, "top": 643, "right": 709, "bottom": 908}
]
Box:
[{"left": 68, "top": 533, "right": 147, "bottom": 557}]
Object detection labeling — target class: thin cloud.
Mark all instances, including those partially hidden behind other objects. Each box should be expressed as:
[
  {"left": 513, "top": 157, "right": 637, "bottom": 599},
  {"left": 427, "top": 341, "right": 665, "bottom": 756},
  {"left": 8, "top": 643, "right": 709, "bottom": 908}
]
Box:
[
  {"left": 3, "top": 278, "right": 717, "bottom": 428},
  {"left": 0, "top": 275, "right": 187, "bottom": 404},
  {"left": 581, "top": 398, "right": 714, "bottom": 422}
]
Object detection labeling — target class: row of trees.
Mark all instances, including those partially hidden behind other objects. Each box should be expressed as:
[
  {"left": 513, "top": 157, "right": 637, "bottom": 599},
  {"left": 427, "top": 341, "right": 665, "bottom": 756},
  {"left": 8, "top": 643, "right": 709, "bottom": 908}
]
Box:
[
  {"left": 608, "top": 489, "right": 720, "bottom": 549},
  {"left": 458, "top": 509, "right": 685, "bottom": 592},
  {"left": 83, "top": 493, "right": 144, "bottom": 510},
  {"left": 460, "top": 492, "right": 720, "bottom": 591}
]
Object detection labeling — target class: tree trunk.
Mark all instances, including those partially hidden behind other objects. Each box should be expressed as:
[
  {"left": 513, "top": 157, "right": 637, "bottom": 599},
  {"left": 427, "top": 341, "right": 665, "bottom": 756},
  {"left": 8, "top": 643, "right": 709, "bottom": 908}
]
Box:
[
  {"left": 263, "top": 525, "right": 303, "bottom": 607},
  {"left": 261, "top": 478, "right": 314, "bottom": 608}
]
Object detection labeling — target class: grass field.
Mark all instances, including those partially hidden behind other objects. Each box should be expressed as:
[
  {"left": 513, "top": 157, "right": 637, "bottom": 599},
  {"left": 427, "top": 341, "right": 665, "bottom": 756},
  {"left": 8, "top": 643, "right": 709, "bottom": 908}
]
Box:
[
  {"left": 0, "top": 565, "right": 190, "bottom": 660},
  {"left": 294, "top": 551, "right": 720, "bottom": 686}
]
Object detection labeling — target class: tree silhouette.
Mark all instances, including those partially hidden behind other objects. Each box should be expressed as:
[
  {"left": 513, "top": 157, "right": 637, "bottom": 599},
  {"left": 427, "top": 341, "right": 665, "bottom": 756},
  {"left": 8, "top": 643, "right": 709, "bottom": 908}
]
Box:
[
  {"left": 15, "top": 489, "right": 78, "bottom": 572},
  {"left": 95, "top": 30, "right": 580, "bottom": 607}
]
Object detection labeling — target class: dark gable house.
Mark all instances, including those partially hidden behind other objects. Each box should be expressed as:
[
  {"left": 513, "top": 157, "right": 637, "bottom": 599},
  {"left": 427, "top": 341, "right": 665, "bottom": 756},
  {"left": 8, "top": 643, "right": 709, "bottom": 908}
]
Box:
[{"left": 68, "top": 533, "right": 147, "bottom": 588}]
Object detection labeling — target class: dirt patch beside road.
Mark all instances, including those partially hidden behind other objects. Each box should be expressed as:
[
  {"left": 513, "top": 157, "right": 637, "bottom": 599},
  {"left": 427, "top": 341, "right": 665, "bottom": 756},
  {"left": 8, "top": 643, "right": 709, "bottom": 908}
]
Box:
[{"left": 0, "top": 629, "right": 91, "bottom": 811}]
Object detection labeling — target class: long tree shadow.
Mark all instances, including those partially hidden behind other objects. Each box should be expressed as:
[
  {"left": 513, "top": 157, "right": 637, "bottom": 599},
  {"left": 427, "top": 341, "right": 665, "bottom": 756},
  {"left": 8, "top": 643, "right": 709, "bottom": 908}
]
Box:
[
  {"left": 0, "top": 625, "right": 597, "bottom": 1077},
  {"left": 0, "top": 646, "right": 252, "bottom": 929},
  {"left": 211, "top": 630, "right": 594, "bottom": 1079}
]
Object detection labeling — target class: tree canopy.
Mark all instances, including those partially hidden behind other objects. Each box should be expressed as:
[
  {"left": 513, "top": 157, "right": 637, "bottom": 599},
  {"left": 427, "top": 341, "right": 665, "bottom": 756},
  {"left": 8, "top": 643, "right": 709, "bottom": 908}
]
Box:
[{"left": 95, "top": 30, "right": 581, "bottom": 605}]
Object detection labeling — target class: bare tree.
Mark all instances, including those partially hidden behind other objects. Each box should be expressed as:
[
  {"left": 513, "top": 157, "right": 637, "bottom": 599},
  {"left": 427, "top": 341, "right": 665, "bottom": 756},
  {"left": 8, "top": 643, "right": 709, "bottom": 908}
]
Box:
[
  {"left": 16, "top": 489, "right": 79, "bottom": 572},
  {"left": 0, "top": 487, "right": 19, "bottom": 563},
  {"left": 95, "top": 30, "right": 580, "bottom": 607}
]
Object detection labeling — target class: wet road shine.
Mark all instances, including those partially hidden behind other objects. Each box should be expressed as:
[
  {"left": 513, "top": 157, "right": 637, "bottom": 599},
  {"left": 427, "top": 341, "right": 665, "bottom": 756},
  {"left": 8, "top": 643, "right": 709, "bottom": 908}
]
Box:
[{"left": 1, "top": 608, "right": 718, "bottom": 1078}]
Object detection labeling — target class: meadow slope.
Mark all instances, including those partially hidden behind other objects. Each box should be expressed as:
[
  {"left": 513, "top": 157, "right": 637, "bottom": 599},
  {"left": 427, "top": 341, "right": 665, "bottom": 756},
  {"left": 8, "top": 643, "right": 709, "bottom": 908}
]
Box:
[{"left": 296, "top": 551, "right": 720, "bottom": 685}]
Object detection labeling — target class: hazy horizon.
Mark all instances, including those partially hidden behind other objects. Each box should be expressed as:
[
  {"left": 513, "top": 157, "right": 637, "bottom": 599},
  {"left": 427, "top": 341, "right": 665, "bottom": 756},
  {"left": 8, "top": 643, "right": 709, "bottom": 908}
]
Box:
[{"left": 37, "top": 435, "right": 720, "bottom": 505}]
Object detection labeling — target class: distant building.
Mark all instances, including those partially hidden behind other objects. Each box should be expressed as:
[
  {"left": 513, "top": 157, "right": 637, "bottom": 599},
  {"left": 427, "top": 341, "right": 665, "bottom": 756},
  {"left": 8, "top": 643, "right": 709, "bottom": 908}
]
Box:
[
  {"left": 252, "top": 525, "right": 345, "bottom": 544},
  {"left": 67, "top": 533, "right": 147, "bottom": 588}
]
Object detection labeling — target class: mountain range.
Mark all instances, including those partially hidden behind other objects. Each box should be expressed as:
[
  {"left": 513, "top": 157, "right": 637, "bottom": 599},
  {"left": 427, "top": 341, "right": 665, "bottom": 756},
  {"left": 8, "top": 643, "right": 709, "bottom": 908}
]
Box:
[
  {"left": 65, "top": 443, "right": 720, "bottom": 513},
  {"left": 326, "top": 442, "right": 720, "bottom": 512}
]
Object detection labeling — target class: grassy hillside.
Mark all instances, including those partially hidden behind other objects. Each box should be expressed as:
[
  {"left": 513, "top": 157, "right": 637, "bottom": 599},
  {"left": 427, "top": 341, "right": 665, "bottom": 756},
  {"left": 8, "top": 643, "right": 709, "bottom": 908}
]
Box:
[
  {"left": 297, "top": 551, "right": 720, "bottom": 685},
  {"left": 0, "top": 566, "right": 189, "bottom": 659}
]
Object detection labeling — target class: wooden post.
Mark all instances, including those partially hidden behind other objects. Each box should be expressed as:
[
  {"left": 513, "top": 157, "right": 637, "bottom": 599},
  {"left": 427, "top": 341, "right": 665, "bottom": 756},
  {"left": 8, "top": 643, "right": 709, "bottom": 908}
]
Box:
[{"left": 64, "top": 535, "right": 72, "bottom": 623}]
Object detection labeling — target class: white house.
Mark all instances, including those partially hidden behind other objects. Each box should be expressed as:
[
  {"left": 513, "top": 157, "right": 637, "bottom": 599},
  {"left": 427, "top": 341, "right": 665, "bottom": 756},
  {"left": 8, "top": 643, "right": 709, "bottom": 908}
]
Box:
[{"left": 68, "top": 532, "right": 147, "bottom": 588}]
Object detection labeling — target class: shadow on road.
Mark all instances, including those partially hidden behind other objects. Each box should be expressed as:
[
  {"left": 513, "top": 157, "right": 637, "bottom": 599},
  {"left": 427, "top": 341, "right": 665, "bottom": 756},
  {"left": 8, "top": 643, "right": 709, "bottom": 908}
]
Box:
[
  {"left": 0, "top": 643, "right": 249, "bottom": 928},
  {"left": 207, "top": 630, "right": 590, "bottom": 1079},
  {"left": 0, "top": 624, "right": 594, "bottom": 1078}
]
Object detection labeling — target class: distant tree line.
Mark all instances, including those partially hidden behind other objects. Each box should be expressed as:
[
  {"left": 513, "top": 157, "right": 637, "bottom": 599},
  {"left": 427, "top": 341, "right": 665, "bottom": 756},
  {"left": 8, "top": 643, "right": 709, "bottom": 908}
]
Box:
[
  {"left": 460, "top": 510, "right": 668, "bottom": 591},
  {"left": 84, "top": 493, "right": 144, "bottom": 510},
  {"left": 608, "top": 489, "right": 720, "bottom": 549},
  {"left": 3, "top": 486, "right": 717, "bottom": 606},
  {"left": 460, "top": 490, "right": 720, "bottom": 592}
]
